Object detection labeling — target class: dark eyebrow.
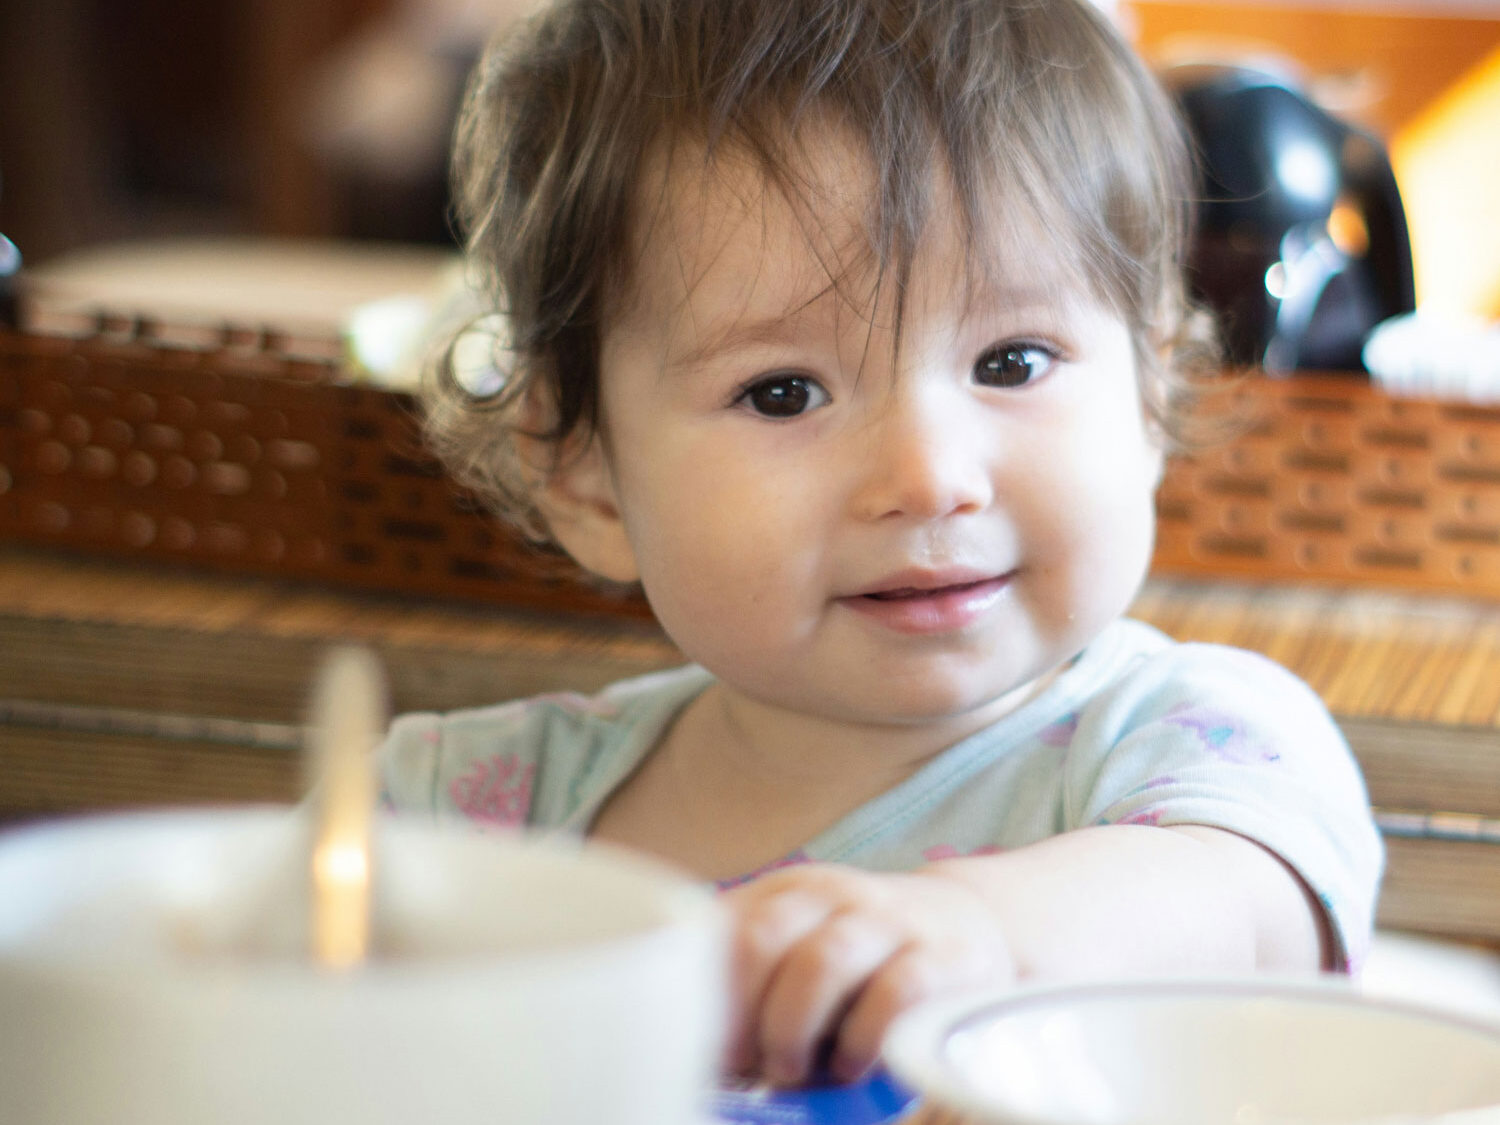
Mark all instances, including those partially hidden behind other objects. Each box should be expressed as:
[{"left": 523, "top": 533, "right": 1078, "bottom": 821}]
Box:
[
  {"left": 963, "top": 280, "right": 1069, "bottom": 318},
  {"left": 664, "top": 279, "right": 1075, "bottom": 373},
  {"left": 667, "top": 313, "right": 807, "bottom": 372},
  {"left": 666, "top": 278, "right": 843, "bottom": 373}
]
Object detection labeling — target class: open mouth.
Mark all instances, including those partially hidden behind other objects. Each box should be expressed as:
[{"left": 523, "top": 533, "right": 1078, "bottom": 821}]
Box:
[
  {"left": 862, "top": 577, "right": 995, "bottom": 601},
  {"left": 843, "top": 573, "right": 1010, "bottom": 634}
]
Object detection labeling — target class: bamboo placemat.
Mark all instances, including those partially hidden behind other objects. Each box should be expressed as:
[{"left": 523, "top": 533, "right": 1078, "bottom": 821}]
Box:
[
  {"left": 5, "top": 544, "right": 1500, "bottom": 729},
  {"left": 1128, "top": 579, "right": 1500, "bottom": 730}
]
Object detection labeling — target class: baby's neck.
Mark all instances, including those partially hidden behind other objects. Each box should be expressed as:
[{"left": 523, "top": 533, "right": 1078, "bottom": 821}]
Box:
[
  {"left": 696, "top": 662, "right": 1071, "bottom": 786},
  {"left": 690, "top": 683, "right": 972, "bottom": 793},
  {"left": 590, "top": 675, "right": 1056, "bottom": 883}
]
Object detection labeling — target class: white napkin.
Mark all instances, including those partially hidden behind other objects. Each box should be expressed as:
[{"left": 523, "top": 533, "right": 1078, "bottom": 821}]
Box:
[{"left": 1363, "top": 311, "right": 1500, "bottom": 404}]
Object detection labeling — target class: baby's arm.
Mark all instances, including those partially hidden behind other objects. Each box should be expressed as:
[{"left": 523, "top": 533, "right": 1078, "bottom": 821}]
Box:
[
  {"left": 928, "top": 821, "right": 1329, "bottom": 976},
  {"left": 723, "top": 822, "right": 1326, "bottom": 1087}
]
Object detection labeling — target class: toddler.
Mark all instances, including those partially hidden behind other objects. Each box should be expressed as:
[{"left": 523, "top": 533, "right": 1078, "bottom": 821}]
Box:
[{"left": 380, "top": 0, "right": 1383, "bottom": 1089}]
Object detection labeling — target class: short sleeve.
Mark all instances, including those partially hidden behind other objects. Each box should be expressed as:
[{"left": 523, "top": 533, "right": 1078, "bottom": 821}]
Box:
[
  {"left": 379, "top": 711, "right": 445, "bottom": 816},
  {"left": 1062, "top": 641, "right": 1385, "bottom": 972},
  {"left": 377, "top": 699, "right": 547, "bottom": 830},
  {"left": 375, "top": 664, "right": 713, "bottom": 834}
]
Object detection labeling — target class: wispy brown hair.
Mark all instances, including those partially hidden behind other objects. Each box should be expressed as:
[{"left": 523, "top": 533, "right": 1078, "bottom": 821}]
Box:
[{"left": 431, "top": 0, "right": 1217, "bottom": 537}]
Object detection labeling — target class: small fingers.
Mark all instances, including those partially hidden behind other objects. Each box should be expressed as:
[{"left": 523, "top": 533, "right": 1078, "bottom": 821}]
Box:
[
  {"left": 723, "top": 887, "right": 833, "bottom": 1075},
  {"left": 834, "top": 939, "right": 1013, "bottom": 1083},
  {"left": 724, "top": 868, "right": 1015, "bottom": 1089},
  {"left": 757, "top": 910, "right": 903, "bottom": 1086},
  {"left": 830, "top": 944, "right": 944, "bottom": 1083}
]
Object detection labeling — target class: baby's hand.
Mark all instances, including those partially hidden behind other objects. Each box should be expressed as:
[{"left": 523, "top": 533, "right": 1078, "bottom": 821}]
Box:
[{"left": 721, "top": 863, "right": 1015, "bottom": 1087}]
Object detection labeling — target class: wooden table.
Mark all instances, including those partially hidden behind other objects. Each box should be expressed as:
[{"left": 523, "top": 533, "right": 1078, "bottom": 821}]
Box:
[{"left": 2, "top": 543, "right": 1498, "bottom": 943}]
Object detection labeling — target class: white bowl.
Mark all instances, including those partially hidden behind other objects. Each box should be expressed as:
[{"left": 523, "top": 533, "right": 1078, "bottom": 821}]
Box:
[
  {"left": 0, "top": 807, "right": 726, "bottom": 1125},
  {"left": 884, "top": 979, "right": 1500, "bottom": 1125}
]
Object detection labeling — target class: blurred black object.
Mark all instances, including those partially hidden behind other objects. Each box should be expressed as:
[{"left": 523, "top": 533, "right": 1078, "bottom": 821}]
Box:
[
  {"left": 1169, "top": 64, "right": 1416, "bottom": 373},
  {"left": 1, "top": 166, "right": 21, "bottom": 329},
  {"left": 0, "top": 235, "right": 18, "bottom": 330}
]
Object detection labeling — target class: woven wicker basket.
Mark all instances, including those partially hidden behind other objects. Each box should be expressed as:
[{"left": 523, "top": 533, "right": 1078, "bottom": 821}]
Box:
[
  {"left": 0, "top": 326, "right": 645, "bottom": 618},
  {"left": 5, "top": 325, "right": 1500, "bottom": 613},
  {"left": 1155, "top": 374, "right": 1500, "bottom": 597}
]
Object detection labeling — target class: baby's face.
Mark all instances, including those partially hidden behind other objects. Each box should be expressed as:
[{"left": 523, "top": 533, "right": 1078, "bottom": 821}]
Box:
[{"left": 588, "top": 134, "right": 1163, "bottom": 730}]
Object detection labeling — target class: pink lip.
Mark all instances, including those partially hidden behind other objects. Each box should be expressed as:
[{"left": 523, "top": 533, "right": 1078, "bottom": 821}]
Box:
[{"left": 839, "top": 570, "right": 1011, "bottom": 635}]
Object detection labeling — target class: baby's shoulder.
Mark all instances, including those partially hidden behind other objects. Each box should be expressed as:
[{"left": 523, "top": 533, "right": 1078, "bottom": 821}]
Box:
[
  {"left": 1082, "top": 617, "right": 1337, "bottom": 738},
  {"left": 385, "top": 664, "right": 710, "bottom": 754},
  {"left": 378, "top": 664, "right": 711, "bottom": 823}
]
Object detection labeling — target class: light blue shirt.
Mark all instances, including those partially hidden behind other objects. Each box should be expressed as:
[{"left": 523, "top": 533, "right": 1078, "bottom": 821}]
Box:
[{"left": 379, "top": 618, "right": 1384, "bottom": 969}]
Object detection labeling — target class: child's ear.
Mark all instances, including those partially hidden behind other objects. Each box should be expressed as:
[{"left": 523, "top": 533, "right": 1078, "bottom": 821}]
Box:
[{"left": 530, "top": 432, "right": 642, "bottom": 585}]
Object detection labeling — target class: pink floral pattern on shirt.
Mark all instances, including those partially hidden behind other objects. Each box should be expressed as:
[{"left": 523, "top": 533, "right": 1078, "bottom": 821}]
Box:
[
  {"left": 449, "top": 753, "right": 536, "bottom": 828},
  {"left": 1097, "top": 775, "right": 1181, "bottom": 828},
  {"left": 1114, "top": 807, "right": 1165, "bottom": 827},
  {"left": 1162, "top": 704, "right": 1279, "bottom": 765}
]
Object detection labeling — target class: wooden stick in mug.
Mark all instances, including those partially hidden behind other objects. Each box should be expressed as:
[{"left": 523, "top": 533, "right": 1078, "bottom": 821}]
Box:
[{"left": 307, "top": 645, "right": 386, "bottom": 969}]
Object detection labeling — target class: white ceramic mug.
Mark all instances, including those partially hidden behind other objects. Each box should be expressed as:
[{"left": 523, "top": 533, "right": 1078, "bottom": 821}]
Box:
[{"left": 0, "top": 808, "right": 726, "bottom": 1125}]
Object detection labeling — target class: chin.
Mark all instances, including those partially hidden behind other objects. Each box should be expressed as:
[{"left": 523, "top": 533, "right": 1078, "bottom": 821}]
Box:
[{"left": 836, "top": 675, "right": 1030, "bottom": 727}]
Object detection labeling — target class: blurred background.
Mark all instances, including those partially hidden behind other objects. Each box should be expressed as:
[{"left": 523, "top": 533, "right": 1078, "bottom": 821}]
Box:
[
  {"left": 0, "top": 0, "right": 529, "bottom": 257},
  {"left": 0, "top": 0, "right": 1497, "bottom": 341}
]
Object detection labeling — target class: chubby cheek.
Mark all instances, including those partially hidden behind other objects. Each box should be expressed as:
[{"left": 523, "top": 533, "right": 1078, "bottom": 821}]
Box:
[
  {"left": 1015, "top": 420, "right": 1161, "bottom": 632},
  {"left": 615, "top": 453, "right": 824, "bottom": 654}
]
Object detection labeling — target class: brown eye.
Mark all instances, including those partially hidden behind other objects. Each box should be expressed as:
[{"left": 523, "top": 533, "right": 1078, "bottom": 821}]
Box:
[
  {"left": 740, "top": 375, "right": 829, "bottom": 418},
  {"left": 975, "top": 344, "right": 1054, "bottom": 388}
]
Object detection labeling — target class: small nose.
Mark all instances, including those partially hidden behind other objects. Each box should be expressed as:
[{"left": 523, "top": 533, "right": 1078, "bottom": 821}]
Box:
[{"left": 850, "top": 392, "right": 994, "bottom": 522}]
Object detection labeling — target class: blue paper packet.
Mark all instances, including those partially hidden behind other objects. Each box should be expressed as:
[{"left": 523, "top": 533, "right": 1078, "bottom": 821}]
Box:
[{"left": 713, "top": 1070, "right": 919, "bottom": 1125}]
